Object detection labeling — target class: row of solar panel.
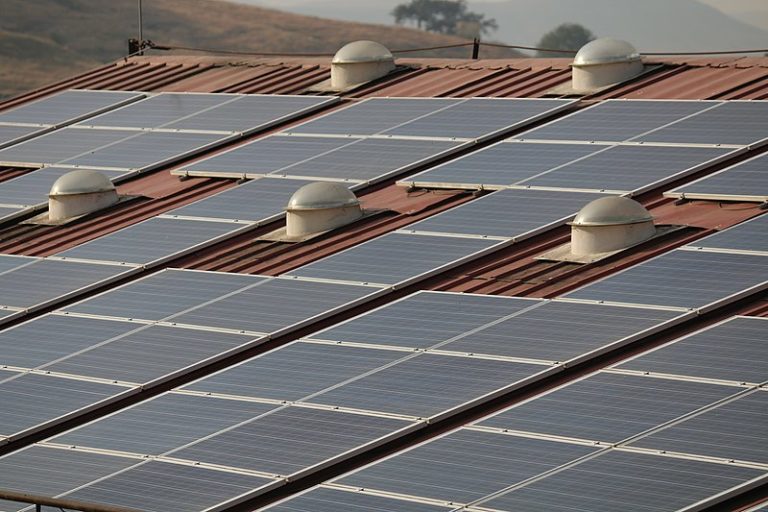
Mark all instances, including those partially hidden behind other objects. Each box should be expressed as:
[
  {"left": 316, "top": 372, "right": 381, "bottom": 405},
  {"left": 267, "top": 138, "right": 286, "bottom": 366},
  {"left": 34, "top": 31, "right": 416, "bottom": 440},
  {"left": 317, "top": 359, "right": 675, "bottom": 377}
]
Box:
[{"left": 0, "top": 296, "right": 764, "bottom": 512}]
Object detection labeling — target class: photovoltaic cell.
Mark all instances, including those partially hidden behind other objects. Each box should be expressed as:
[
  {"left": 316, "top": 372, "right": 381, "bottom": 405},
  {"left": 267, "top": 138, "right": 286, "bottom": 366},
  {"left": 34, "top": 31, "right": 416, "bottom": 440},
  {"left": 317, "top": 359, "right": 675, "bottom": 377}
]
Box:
[
  {"left": 0, "top": 127, "right": 133, "bottom": 166},
  {"left": 519, "top": 144, "right": 734, "bottom": 192},
  {"left": 666, "top": 152, "right": 768, "bottom": 202},
  {"left": 287, "top": 232, "right": 500, "bottom": 285},
  {"left": 309, "top": 354, "right": 549, "bottom": 418},
  {"left": 172, "top": 407, "right": 412, "bottom": 475},
  {"left": 406, "top": 189, "right": 610, "bottom": 239},
  {"left": 0, "top": 259, "right": 131, "bottom": 309},
  {"left": 59, "top": 131, "right": 229, "bottom": 170},
  {"left": 517, "top": 100, "right": 717, "bottom": 143},
  {"left": 170, "top": 278, "right": 379, "bottom": 334},
  {"left": 265, "top": 487, "right": 456, "bottom": 512},
  {"left": 66, "top": 460, "right": 275, "bottom": 512},
  {"left": 166, "top": 177, "right": 322, "bottom": 222},
  {"left": 399, "top": 142, "right": 604, "bottom": 189},
  {"left": 0, "top": 254, "right": 36, "bottom": 275},
  {"left": 686, "top": 215, "right": 768, "bottom": 255},
  {"left": 477, "top": 372, "right": 740, "bottom": 443},
  {"left": 482, "top": 450, "right": 764, "bottom": 512},
  {"left": 635, "top": 101, "right": 768, "bottom": 146},
  {"left": 0, "top": 372, "right": 131, "bottom": 439},
  {"left": 310, "top": 291, "right": 535, "bottom": 349},
  {"left": 57, "top": 217, "right": 245, "bottom": 265},
  {"left": 0, "top": 124, "right": 46, "bottom": 149},
  {"left": 54, "top": 393, "right": 278, "bottom": 455},
  {"left": 0, "top": 90, "right": 144, "bottom": 126},
  {"left": 45, "top": 325, "right": 258, "bottom": 384},
  {"left": 339, "top": 430, "right": 597, "bottom": 504},
  {"left": 440, "top": 301, "right": 683, "bottom": 363},
  {"left": 0, "top": 167, "right": 127, "bottom": 207},
  {"left": 617, "top": 317, "right": 768, "bottom": 383},
  {"left": 64, "top": 269, "right": 264, "bottom": 321},
  {"left": 563, "top": 249, "right": 768, "bottom": 309},
  {"left": 287, "top": 98, "right": 464, "bottom": 136},
  {"left": 630, "top": 391, "right": 768, "bottom": 464},
  {"left": 182, "top": 342, "right": 407, "bottom": 401}
]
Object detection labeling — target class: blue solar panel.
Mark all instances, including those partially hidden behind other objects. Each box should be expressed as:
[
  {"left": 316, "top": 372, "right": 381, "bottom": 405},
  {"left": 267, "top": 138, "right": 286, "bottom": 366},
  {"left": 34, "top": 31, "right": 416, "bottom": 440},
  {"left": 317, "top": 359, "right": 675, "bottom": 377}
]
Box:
[
  {"left": 0, "top": 127, "right": 133, "bottom": 166},
  {"left": 0, "top": 90, "right": 145, "bottom": 126},
  {"left": 666, "top": 152, "right": 768, "bottom": 202},
  {"left": 264, "top": 487, "right": 456, "bottom": 512},
  {"left": 686, "top": 215, "right": 768, "bottom": 255},
  {"left": 0, "top": 124, "right": 47, "bottom": 150},
  {"left": 0, "top": 167, "right": 127, "bottom": 208}
]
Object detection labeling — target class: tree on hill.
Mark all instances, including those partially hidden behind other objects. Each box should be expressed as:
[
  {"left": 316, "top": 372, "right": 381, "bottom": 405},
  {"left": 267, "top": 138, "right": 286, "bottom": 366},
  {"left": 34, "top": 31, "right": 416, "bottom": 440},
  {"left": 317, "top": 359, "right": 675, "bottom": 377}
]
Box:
[
  {"left": 392, "top": 0, "right": 497, "bottom": 37},
  {"left": 536, "top": 23, "right": 596, "bottom": 57}
]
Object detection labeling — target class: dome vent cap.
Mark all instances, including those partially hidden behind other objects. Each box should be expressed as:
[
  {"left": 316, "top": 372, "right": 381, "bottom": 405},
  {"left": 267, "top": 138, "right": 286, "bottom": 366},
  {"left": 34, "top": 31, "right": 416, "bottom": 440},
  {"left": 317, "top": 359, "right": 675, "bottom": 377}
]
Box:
[
  {"left": 49, "top": 169, "right": 115, "bottom": 197},
  {"left": 333, "top": 40, "right": 394, "bottom": 65},
  {"left": 573, "top": 38, "right": 641, "bottom": 67},
  {"left": 572, "top": 196, "right": 653, "bottom": 227},
  {"left": 287, "top": 182, "right": 360, "bottom": 211}
]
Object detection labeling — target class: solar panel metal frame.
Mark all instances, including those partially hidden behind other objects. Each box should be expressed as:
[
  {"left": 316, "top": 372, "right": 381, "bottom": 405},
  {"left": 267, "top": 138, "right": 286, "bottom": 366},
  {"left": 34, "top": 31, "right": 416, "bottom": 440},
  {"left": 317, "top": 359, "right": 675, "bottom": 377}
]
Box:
[
  {"left": 171, "top": 134, "right": 470, "bottom": 188},
  {"left": 282, "top": 97, "right": 576, "bottom": 142},
  {"left": 513, "top": 98, "right": 728, "bottom": 146},
  {"left": 560, "top": 248, "right": 768, "bottom": 314},
  {"left": 74, "top": 92, "right": 340, "bottom": 135},
  {"left": 0, "top": 124, "right": 54, "bottom": 150},
  {"left": 664, "top": 151, "right": 768, "bottom": 203}
]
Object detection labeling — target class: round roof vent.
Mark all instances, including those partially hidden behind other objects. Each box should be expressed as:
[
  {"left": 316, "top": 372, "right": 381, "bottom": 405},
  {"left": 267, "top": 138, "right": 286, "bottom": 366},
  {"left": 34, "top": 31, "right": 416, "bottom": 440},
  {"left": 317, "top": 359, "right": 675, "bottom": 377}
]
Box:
[
  {"left": 331, "top": 40, "right": 396, "bottom": 90},
  {"left": 285, "top": 182, "right": 363, "bottom": 238},
  {"left": 574, "top": 38, "right": 641, "bottom": 67},
  {"left": 572, "top": 196, "right": 653, "bottom": 226},
  {"left": 333, "top": 40, "right": 394, "bottom": 65},
  {"left": 49, "top": 169, "right": 115, "bottom": 197}
]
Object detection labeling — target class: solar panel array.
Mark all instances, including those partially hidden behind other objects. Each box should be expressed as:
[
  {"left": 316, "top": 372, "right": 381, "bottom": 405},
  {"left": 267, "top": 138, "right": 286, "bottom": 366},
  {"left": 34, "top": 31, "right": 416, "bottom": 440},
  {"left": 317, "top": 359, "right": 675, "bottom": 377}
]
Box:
[
  {"left": 0, "top": 290, "right": 691, "bottom": 511},
  {"left": 665, "top": 152, "right": 768, "bottom": 202},
  {"left": 269, "top": 316, "right": 768, "bottom": 512},
  {"left": 173, "top": 97, "right": 574, "bottom": 185},
  {"left": 684, "top": 214, "right": 768, "bottom": 256}
]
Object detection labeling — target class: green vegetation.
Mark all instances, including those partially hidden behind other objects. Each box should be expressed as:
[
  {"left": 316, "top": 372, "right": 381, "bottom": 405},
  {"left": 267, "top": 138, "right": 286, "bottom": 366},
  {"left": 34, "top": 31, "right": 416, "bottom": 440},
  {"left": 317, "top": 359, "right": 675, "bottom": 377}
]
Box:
[
  {"left": 536, "top": 23, "right": 596, "bottom": 57},
  {"left": 391, "top": 0, "right": 497, "bottom": 38}
]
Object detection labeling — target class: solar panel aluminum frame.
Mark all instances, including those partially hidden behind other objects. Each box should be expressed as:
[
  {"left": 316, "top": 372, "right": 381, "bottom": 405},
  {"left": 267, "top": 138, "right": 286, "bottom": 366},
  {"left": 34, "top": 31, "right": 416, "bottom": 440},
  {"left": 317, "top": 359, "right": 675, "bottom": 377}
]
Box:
[
  {"left": 171, "top": 134, "right": 471, "bottom": 188},
  {"left": 264, "top": 484, "right": 460, "bottom": 511},
  {"left": 0, "top": 370, "right": 140, "bottom": 445},
  {"left": 513, "top": 98, "right": 724, "bottom": 146},
  {"left": 559, "top": 248, "right": 768, "bottom": 314},
  {"left": 679, "top": 244, "right": 768, "bottom": 259},
  {"left": 607, "top": 316, "right": 768, "bottom": 387},
  {"left": 664, "top": 151, "right": 768, "bottom": 203},
  {"left": 282, "top": 97, "right": 577, "bottom": 143},
  {"left": 0, "top": 124, "right": 55, "bottom": 151},
  {"left": 74, "top": 92, "right": 341, "bottom": 136}
]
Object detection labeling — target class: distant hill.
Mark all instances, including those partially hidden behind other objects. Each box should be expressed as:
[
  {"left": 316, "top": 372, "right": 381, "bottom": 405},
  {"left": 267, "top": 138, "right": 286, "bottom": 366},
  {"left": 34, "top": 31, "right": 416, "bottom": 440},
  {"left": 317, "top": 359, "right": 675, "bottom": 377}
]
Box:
[
  {"left": 699, "top": 0, "right": 768, "bottom": 31},
  {"left": 239, "top": 0, "right": 768, "bottom": 54},
  {"left": 0, "top": 0, "right": 520, "bottom": 100}
]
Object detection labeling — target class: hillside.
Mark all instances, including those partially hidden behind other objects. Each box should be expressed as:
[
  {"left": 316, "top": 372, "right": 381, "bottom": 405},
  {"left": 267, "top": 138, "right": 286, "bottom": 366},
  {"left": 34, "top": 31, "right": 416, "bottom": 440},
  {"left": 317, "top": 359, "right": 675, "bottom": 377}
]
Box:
[
  {"left": 0, "top": 0, "right": 520, "bottom": 100},
  {"left": 699, "top": 0, "right": 768, "bottom": 31}
]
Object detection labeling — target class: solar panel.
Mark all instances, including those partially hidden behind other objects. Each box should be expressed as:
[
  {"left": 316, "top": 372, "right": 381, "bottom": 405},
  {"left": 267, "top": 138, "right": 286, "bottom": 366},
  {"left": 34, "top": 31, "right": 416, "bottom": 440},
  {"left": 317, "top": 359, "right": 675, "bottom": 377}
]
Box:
[
  {"left": 477, "top": 372, "right": 740, "bottom": 443},
  {"left": 169, "top": 277, "right": 381, "bottom": 334},
  {"left": 480, "top": 449, "right": 764, "bottom": 512},
  {"left": 56, "top": 217, "right": 247, "bottom": 265},
  {"left": 404, "top": 189, "right": 610, "bottom": 239},
  {"left": 563, "top": 249, "right": 768, "bottom": 310},
  {"left": 0, "top": 124, "right": 47, "bottom": 149},
  {"left": 517, "top": 144, "right": 735, "bottom": 193},
  {"left": 0, "top": 254, "right": 36, "bottom": 275},
  {"left": 308, "top": 354, "right": 551, "bottom": 418},
  {"left": 635, "top": 100, "right": 768, "bottom": 146},
  {"left": 165, "top": 178, "right": 333, "bottom": 222},
  {"left": 59, "top": 130, "right": 230, "bottom": 170},
  {"left": 0, "top": 167, "right": 127, "bottom": 208},
  {"left": 630, "top": 390, "right": 768, "bottom": 464},
  {"left": 438, "top": 301, "right": 684, "bottom": 363},
  {"left": 264, "top": 487, "right": 456, "bottom": 512},
  {"left": 686, "top": 215, "right": 768, "bottom": 255},
  {"left": 53, "top": 393, "right": 278, "bottom": 454},
  {"left": 66, "top": 461, "right": 277, "bottom": 512},
  {"left": 0, "top": 127, "right": 134, "bottom": 167},
  {"left": 0, "top": 90, "right": 144, "bottom": 126},
  {"left": 171, "top": 406, "right": 414, "bottom": 475},
  {"left": 338, "top": 429, "right": 598, "bottom": 504},
  {"left": 0, "top": 371, "right": 133, "bottom": 440},
  {"left": 0, "top": 259, "right": 132, "bottom": 310},
  {"left": 0, "top": 206, "right": 22, "bottom": 221},
  {"left": 516, "top": 100, "right": 718, "bottom": 143},
  {"left": 617, "top": 316, "right": 768, "bottom": 384},
  {"left": 182, "top": 342, "right": 407, "bottom": 401},
  {"left": 309, "top": 291, "right": 536, "bottom": 349},
  {"left": 64, "top": 269, "right": 265, "bottom": 321},
  {"left": 399, "top": 141, "right": 605, "bottom": 189},
  {"left": 665, "top": 152, "right": 768, "bottom": 202},
  {"left": 287, "top": 232, "right": 501, "bottom": 286}
]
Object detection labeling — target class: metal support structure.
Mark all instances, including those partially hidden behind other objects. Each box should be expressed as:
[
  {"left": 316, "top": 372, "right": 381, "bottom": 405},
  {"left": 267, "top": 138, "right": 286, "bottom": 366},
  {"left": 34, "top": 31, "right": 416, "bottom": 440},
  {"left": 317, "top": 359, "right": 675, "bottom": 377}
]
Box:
[
  {"left": 472, "top": 38, "right": 480, "bottom": 59},
  {"left": 0, "top": 490, "right": 143, "bottom": 512},
  {"left": 137, "top": 0, "right": 144, "bottom": 55}
]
